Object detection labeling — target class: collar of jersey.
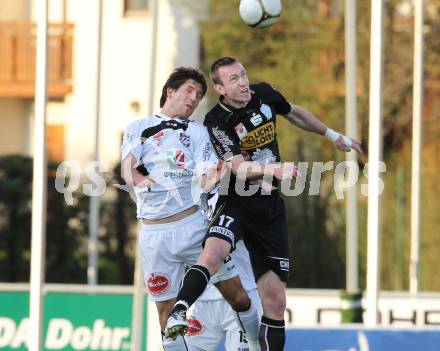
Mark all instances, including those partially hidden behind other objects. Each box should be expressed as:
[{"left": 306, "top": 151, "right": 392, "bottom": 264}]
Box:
[
  {"left": 218, "top": 90, "right": 256, "bottom": 114},
  {"left": 154, "top": 112, "right": 188, "bottom": 123}
]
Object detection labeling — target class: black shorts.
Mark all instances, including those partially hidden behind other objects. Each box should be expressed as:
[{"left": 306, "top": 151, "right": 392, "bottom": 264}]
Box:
[{"left": 205, "top": 192, "right": 290, "bottom": 282}]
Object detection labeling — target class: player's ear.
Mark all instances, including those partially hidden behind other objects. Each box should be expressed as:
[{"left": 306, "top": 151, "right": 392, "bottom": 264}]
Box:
[
  {"left": 166, "top": 87, "right": 175, "bottom": 99},
  {"left": 213, "top": 83, "right": 224, "bottom": 95}
]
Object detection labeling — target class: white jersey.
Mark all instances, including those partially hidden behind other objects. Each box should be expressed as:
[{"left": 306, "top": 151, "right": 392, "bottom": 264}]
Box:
[
  {"left": 121, "top": 113, "right": 217, "bottom": 220},
  {"left": 198, "top": 240, "right": 257, "bottom": 302}
]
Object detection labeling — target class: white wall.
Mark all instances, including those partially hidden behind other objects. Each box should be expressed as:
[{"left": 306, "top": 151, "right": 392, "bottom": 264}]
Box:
[
  {"left": 60, "top": 0, "right": 206, "bottom": 166},
  {"left": 0, "top": 0, "right": 207, "bottom": 166},
  {"left": 0, "top": 0, "right": 31, "bottom": 20},
  {"left": 0, "top": 99, "right": 30, "bottom": 155}
]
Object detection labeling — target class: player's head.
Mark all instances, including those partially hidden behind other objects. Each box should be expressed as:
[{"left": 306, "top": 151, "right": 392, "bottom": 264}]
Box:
[
  {"left": 210, "top": 56, "right": 251, "bottom": 108},
  {"left": 160, "top": 67, "right": 207, "bottom": 118}
]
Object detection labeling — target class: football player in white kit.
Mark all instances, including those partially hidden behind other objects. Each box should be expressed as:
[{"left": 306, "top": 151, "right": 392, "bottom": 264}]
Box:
[
  {"left": 121, "top": 67, "right": 260, "bottom": 350},
  {"left": 186, "top": 240, "right": 262, "bottom": 351}
]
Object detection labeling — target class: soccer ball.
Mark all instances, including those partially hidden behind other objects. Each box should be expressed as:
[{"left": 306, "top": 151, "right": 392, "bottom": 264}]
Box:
[{"left": 239, "top": 0, "right": 282, "bottom": 29}]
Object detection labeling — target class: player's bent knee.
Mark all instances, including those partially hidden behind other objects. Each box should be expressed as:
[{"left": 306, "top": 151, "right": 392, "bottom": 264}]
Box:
[
  {"left": 197, "top": 249, "right": 224, "bottom": 273},
  {"left": 231, "top": 289, "right": 251, "bottom": 310},
  {"left": 216, "top": 277, "right": 251, "bottom": 311},
  {"left": 197, "top": 239, "right": 230, "bottom": 273}
]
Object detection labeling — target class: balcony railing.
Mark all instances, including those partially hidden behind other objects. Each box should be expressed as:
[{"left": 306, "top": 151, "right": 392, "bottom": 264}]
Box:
[{"left": 0, "top": 21, "right": 73, "bottom": 98}]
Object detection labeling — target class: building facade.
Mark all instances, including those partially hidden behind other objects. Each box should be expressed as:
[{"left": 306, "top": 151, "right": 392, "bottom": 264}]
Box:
[{"left": 0, "top": 0, "right": 209, "bottom": 166}]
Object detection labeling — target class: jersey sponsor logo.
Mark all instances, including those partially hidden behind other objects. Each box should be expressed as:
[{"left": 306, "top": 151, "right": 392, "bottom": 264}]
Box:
[
  {"left": 280, "top": 260, "right": 290, "bottom": 270},
  {"left": 152, "top": 130, "right": 164, "bottom": 146},
  {"left": 240, "top": 121, "right": 275, "bottom": 150},
  {"left": 187, "top": 317, "right": 204, "bottom": 336},
  {"left": 179, "top": 132, "right": 190, "bottom": 148},
  {"left": 166, "top": 149, "right": 185, "bottom": 169},
  {"left": 250, "top": 113, "right": 263, "bottom": 127},
  {"left": 251, "top": 148, "right": 276, "bottom": 164},
  {"left": 211, "top": 127, "right": 235, "bottom": 153},
  {"left": 209, "top": 226, "right": 235, "bottom": 241},
  {"left": 164, "top": 149, "right": 194, "bottom": 179},
  {"left": 234, "top": 122, "right": 248, "bottom": 140},
  {"left": 203, "top": 142, "right": 213, "bottom": 161},
  {"left": 147, "top": 273, "right": 170, "bottom": 296},
  {"left": 260, "top": 103, "right": 273, "bottom": 120},
  {"left": 163, "top": 169, "right": 194, "bottom": 179}
]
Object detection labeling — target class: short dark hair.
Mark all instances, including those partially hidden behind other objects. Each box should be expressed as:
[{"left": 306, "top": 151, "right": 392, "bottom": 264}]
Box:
[
  {"left": 159, "top": 67, "right": 207, "bottom": 107},
  {"left": 210, "top": 56, "right": 238, "bottom": 85}
]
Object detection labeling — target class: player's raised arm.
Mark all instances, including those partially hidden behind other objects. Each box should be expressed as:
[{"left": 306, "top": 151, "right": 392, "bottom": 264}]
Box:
[{"left": 282, "top": 102, "right": 363, "bottom": 154}]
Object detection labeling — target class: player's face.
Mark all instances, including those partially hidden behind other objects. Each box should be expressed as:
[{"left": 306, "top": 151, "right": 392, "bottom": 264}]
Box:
[
  {"left": 166, "top": 79, "right": 203, "bottom": 118},
  {"left": 215, "top": 62, "right": 251, "bottom": 108}
]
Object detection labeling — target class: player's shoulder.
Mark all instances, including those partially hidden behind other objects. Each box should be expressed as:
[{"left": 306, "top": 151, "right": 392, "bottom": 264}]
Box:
[
  {"left": 204, "top": 103, "right": 228, "bottom": 126},
  {"left": 187, "top": 119, "right": 207, "bottom": 134},
  {"left": 251, "top": 81, "right": 277, "bottom": 96},
  {"left": 124, "top": 116, "right": 154, "bottom": 134}
]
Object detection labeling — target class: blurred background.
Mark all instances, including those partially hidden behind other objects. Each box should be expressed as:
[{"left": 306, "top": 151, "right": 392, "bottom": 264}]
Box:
[
  {"left": 1, "top": 0, "right": 439, "bottom": 290},
  {"left": 1, "top": 0, "right": 440, "bottom": 349}
]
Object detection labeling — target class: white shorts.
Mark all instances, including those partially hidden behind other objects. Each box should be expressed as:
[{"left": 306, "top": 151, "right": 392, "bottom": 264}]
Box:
[
  {"left": 139, "top": 210, "right": 237, "bottom": 301},
  {"left": 185, "top": 289, "right": 262, "bottom": 351}
]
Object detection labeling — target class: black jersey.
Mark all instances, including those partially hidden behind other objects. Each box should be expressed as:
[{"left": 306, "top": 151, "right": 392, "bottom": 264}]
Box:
[{"left": 204, "top": 82, "right": 291, "bottom": 195}]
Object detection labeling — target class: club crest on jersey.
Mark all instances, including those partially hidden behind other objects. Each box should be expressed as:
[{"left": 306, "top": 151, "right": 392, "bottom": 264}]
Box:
[
  {"left": 147, "top": 273, "right": 170, "bottom": 296},
  {"left": 260, "top": 103, "right": 273, "bottom": 120},
  {"left": 166, "top": 149, "right": 185, "bottom": 169},
  {"left": 152, "top": 130, "right": 164, "bottom": 146},
  {"left": 179, "top": 132, "right": 190, "bottom": 148},
  {"left": 250, "top": 112, "right": 263, "bottom": 127},
  {"left": 187, "top": 317, "right": 204, "bottom": 336},
  {"left": 234, "top": 123, "right": 248, "bottom": 140}
]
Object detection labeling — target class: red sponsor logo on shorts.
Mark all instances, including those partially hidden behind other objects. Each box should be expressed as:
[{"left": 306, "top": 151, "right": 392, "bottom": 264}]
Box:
[
  {"left": 187, "top": 317, "right": 204, "bottom": 336},
  {"left": 147, "top": 273, "right": 170, "bottom": 296}
]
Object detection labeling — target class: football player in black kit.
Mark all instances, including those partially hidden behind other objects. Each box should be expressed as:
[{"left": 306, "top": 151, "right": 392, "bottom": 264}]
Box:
[{"left": 166, "top": 57, "right": 363, "bottom": 350}]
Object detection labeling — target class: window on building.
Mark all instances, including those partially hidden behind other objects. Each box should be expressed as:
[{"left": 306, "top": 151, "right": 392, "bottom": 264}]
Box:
[
  {"left": 124, "top": 0, "right": 149, "bottom": 16},
  {"left": 47, "top": 124, "right": 65, "bottom": 162}
]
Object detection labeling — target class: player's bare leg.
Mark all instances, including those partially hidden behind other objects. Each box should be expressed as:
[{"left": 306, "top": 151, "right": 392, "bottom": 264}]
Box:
[
  {"left": 216, "top": 277, "right": 261, "bottom": 350},
  {"left": 257, "top": 270, "right": 287, "bottom": 351}
]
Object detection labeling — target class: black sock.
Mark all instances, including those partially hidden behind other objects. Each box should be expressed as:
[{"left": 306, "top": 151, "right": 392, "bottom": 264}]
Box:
[
  {"left": 171, "top": 265, "right": 210, "bottom": 313},
  {"left": 259, "top": 316, "right": 285, "bottom": 351}
]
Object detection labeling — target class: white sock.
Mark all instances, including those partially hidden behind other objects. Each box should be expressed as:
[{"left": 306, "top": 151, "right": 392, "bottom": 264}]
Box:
[
  {"left": 233, "top": 301, "right": 261, "bottom": 345},
  {"left": 162, "top": 334, "right": 188, "bottom": 351}
]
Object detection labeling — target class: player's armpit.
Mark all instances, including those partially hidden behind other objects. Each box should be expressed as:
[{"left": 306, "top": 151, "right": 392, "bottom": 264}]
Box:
[{"left": 121, "top": 153, "right": 155, "bottom": 188}]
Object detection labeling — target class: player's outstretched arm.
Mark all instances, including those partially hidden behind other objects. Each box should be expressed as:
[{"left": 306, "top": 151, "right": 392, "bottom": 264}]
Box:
[
  {"left": 283, "top": 102, "right": 363, "bottom": 154},
  {"left": 282, "top": 103, "right": 327, "bottom": 134},
  {"left": 228, "top": 156, "right": 299, "bottom": 181}
]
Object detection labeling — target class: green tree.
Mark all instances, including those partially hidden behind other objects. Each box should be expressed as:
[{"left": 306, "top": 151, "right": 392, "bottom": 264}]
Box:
[
  {"left": 201, "top": 0, "right": 440, "bottom": 290},
  {"left": 0, "top": 156, "right": 137, "bottom": 284}
]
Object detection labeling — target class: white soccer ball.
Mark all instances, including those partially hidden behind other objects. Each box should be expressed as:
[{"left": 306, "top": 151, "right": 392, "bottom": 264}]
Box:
[{"left": 239, "top": 0, "right": 282, "bottom": 29}]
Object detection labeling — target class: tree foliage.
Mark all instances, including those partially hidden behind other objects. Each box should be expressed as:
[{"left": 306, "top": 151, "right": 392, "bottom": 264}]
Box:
[
  {"left": 0, "top": 156, "right": 136, "bottom": 284},
  {"left": 201, "top": 0, "right": 440, "bottom": 290}
]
